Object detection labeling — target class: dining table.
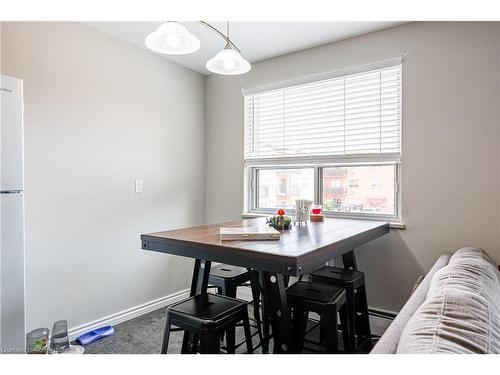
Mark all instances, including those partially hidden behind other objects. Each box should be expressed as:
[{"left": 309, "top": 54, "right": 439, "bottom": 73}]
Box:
[{"left": 141, "top": 216, "right": 389, "bottom": 353}]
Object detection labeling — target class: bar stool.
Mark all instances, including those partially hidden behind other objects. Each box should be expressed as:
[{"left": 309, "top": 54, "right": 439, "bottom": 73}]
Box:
[
  {"left": 161, "top": 293, "right": 254, "bottom": 354},
  {"left": 286, "top": 281, "right": 352, "bottom": 353},
  {"left": 310, "top": 266, "right": 372, "bottom": 351},
  {"left": 209, "top": 264, "right": 252, "bottom": 297},
  {"left": 209, "top": 264, "right": 264, "bottom": 351}
]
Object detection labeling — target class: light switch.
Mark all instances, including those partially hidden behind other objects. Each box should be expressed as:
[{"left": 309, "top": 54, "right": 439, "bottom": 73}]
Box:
[{"left": 135, "top": 180, "right": 143, "bottom": 194}]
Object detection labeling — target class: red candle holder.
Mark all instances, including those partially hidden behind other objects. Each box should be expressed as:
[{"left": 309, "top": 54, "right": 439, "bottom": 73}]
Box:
[
  {"left": 310, "top": 204, "right": 324, "bottom": 222},
  {"left": 311, "top": 205, "right": 322, "bottom": 215}
]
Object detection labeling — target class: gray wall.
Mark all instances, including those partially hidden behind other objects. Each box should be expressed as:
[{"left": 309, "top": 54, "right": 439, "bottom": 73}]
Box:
[
  {"left": 1, "top": 21, "right": 499, "bottom": 329},
  {"left": 205, "top": 22, "right": 500, "bottom": 312},
  {"left": 1, "top": 22, "right": 206, "bottom": 331}
]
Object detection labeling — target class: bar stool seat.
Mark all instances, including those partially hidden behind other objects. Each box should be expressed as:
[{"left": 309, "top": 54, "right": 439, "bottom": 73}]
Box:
[
  {"left": 311, "top": 266, "right": 371, "bottom": 352},
  {"left": 286, "top": 281, "right": 351, "bottom": 353},
  {"left": 209, "top": 264, "right": 265, "bottom": 352},
  {"left": 311, "top": 266, "right": 365, "bottom": 288},
  {"left": 161, "top": 293, "right": 254, "bottom": 354},
  {"left": 209, "top": 265, "right": 252, "bottom": 288}
]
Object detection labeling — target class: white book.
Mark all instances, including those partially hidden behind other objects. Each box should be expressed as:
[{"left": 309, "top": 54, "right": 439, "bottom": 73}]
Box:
[{"left": 219, "top": 226, "right": 281, "bottom": 241}]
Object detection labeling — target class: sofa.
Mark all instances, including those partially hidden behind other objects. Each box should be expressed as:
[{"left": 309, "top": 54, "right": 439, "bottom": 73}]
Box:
[{"left": 371, "top": 247, "right": 500, "bottom": 354}]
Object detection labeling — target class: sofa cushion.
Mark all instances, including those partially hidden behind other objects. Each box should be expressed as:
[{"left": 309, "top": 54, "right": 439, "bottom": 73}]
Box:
[
  {"left": 427, "top": 250, "right": 499, "bottom": 300},
  {"left": 370, "top": 254, "right": 452, "bottom": 354},
  {"left": 449, "top": 247, "right": 496, "bottom": 267},
  {"left": 396, "top": 288, "right": 500, "bottom": 353},
  {"left": 397, "top": 248, "right": 500, "bottom": 354}
]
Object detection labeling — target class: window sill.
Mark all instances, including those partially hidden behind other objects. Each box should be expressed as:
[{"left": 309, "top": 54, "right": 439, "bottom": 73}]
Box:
[
  {"left": 241, "top": 212, "right": 406, "bottom": 230},
  {"left": 388, "top": 222, "right": 406, "bottom": 229}
]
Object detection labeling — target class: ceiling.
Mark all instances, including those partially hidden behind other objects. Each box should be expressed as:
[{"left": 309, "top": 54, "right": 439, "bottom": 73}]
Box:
[{"left": 84, "top": 22, "right": 406, "bottom": 75}]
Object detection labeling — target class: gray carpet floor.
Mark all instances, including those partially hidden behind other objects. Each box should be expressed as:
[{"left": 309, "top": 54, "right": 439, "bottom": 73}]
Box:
[
  {"left": 81, "top": 305, "right": 269, "bottom": 354},
  {"left": 80, "top": 304, "right": 372, "bottom": 354}
]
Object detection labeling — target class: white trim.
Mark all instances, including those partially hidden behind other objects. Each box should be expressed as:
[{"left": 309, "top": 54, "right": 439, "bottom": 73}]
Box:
[
  {"left": 241, "top": 57, "right": 402, "bottom": 96},
  {"left": 244, "top": 153, "right": 401, "bottom": 166},
  {"left": 245, "top": 161, "right": 402, "bottom": 224},
  {"left": 241, "top": 212, "right": 405, "bottom": 229},
  {"left": 68, "top": 289, "right": 190, "bottom": 340}
]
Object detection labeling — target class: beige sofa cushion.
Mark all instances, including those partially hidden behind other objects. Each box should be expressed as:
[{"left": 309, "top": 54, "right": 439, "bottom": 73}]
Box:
[
  {"left": 370, "top": 254, "right": 452, "bottom": 354},
  {"left": 396, "top": 288, "right": 500, "bottom": 353},
  {"left": 449, "top": 247, "right": 496, "bottom": 267},
  {"left": 427, "top": 250, "right": 499, "bottom": 300},
  {"left": 397, "top": 248, "right": 500, "bottom": 354}
]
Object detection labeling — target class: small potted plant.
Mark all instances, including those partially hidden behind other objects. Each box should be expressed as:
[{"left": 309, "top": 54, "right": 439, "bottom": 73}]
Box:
[{"left": 266, "top": 208, "right": 292, "bottom": 230}]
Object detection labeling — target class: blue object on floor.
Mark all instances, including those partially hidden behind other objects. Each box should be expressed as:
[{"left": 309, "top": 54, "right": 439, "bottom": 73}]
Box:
[{"left": 76, "top": 326, "right": 114, "bottom": 346}]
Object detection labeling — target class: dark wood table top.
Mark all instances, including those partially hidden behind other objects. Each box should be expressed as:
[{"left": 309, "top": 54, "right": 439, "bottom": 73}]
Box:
[{"left": 141, "top": 217, "right": 389, "bottom": 276}]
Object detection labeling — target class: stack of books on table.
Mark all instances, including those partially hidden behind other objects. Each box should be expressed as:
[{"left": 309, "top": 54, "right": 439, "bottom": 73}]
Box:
[{"left": 219, "top": 226, "right": 281, "bottom": 241}]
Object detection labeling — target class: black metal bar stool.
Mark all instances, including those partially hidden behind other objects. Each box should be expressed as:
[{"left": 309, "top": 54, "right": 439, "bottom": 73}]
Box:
[
  {"left": 286, "top": 281, "right": 351, "bottom": 353},
  {"left": 209, "top": 264, "right": 264, "bottom": 351},
  {"left": 209, "top": 264, "right": 251, "bottom": 297},
  {"left": 161, "top": 293, "right": 254, "bottom": 354},
  {"left": 310, "top": 266, "right": 371, "bottom": 352}
]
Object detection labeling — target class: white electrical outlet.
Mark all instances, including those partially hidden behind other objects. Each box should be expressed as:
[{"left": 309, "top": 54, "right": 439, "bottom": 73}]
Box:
[{"left": 135, "top": 180, "right": 143, "bottom": 194}]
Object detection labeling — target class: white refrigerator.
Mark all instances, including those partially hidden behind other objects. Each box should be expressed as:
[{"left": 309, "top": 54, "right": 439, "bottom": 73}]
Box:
[{"left": 0, "top": 75, "right": 26, "bottom": 353}]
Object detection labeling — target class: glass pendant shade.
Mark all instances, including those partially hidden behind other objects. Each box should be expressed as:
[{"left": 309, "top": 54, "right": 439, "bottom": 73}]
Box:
[
  {"left": 145, "top": 22, "right": 200, "bottom": 55},
  {"left": 206, "top": 46, "right": 251, "bottom": 75}
]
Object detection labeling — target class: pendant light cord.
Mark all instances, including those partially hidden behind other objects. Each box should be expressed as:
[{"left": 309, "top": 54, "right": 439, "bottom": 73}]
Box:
[{"left": 198, "top": 21, "right": 241, "bottom": 53}]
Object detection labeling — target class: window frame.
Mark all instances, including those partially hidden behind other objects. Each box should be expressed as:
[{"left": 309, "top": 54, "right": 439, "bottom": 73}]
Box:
[
  {"left": 252, "top": 165, "right": 317, "bottom": 214},
  {"left": 245, "top": 159, "right": 401, "bottom": 222},
  {"left": 242, "top": 58, "right": 404, "bottom": 224}
]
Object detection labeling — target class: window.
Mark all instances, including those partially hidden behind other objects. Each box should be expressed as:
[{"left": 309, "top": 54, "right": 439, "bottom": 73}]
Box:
[
  {"left": 330, "top": 180, "right": 341, "bottom": 188},
  {"left": 256, "top": 168, "right": 314, "bottom": 209},
  {"left": 244, "top": 61, "right": 402, "bottom": 221},
  {"left": 323, "top": 165, "right": 396, "bottom": 216},
  {"left": 278, "top": 177, "right": 288, "bottom": 195}
]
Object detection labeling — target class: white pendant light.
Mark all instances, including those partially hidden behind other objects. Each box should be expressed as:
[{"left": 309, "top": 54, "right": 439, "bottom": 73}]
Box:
[
  {"left": 204, "top": 21, "right": 251, "bottom": 76},
  {"left": 206, "top": 44, "right": 251, "bottom": 75},
  {"left": 145, "top": 21, "right": 200, "bottom": 55},
  {"left": 144, "top": 21, "right": 251, "bottom": 76}
]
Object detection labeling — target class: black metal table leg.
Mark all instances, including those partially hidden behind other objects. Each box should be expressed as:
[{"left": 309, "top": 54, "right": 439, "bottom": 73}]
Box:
[
  {"left": 342, "top": 250, "right": 358, "bottom": 271},
  {"left": 283, "top": 275, "right": 290, "bottom": 288},
  {"left": 261, "top": 271, "right": 294, "bottom": 354},
  {"left": 247, "top": 269, "right": 265, "bottom": 352},
  {"left": 191, "top": 259, "right": 212, "bottom": 295},
  {"left": 181, "top": 259, "right": 212, "bottom": 353},
  {"left": 257, "top": 271, "right": 271, "bottom": 354}
]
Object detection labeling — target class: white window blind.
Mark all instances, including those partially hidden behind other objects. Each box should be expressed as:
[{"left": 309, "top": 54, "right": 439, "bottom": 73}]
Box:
[{"left": 244, "top": 64, "right": 402, "bottom": 160}]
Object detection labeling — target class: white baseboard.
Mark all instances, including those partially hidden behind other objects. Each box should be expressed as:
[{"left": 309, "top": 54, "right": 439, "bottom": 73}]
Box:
[{"left": 68, "top": 289, "right": 190, "bottom": 340}]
